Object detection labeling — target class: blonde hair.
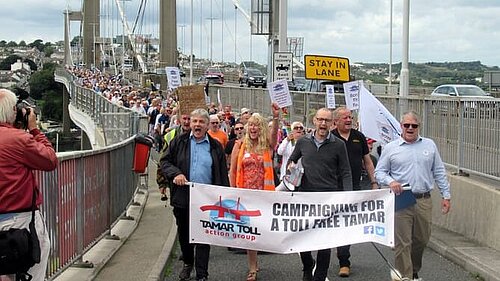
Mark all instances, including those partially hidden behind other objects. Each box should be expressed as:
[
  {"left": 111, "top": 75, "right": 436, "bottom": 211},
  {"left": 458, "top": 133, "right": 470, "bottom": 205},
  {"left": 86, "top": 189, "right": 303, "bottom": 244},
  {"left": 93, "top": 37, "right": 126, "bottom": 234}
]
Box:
[{"left": 243, "top": 113, "right": 270, "bottom": 153}]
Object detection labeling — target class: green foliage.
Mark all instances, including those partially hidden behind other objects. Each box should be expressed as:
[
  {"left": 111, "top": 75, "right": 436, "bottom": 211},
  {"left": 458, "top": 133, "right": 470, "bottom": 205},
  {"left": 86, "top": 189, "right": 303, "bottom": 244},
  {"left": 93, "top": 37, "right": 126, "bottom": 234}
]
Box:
[
  {"left": 28, "top": 39, "right": 44, "bottom": 52},
  {"left": 0, "top": 54, "right": 22, "bottom": 70},
  {"left": 40, "top": 90, "right": 63, "bottom": 122},
  {"left": 29, "top": 63, "right": 59, "bottom": 100},
  {"left": 0, "top": 40, "right": 6, "bottom": 47},
  {"left": 6, "top": 41, "right": 17, "bottom": 47}
]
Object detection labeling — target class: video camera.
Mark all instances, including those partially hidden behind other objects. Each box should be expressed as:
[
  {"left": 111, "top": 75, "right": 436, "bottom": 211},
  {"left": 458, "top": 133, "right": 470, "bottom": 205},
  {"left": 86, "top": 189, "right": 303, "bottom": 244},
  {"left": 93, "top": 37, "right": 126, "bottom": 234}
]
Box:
[{"left": 12, "top": 87, "right": 33, "bottom": 130}]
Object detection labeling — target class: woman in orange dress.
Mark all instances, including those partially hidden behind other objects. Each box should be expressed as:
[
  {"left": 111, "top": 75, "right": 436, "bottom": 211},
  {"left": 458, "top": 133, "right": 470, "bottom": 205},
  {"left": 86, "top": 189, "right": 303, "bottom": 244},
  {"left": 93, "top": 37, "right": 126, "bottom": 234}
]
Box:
[{"left": 229, "top": 103, "right": 280, "bottom": 281}]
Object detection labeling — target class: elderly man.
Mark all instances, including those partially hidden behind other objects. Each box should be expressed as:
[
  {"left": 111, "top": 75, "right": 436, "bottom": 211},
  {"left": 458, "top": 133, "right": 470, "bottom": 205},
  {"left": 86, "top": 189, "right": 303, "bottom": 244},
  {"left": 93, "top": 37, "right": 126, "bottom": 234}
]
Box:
[
  {"left": 288, "top": 108, "right": 352, "bottom": 281},
  {"left": 0, "top": 89, "right": 58, "bottom": 281},
  {"left": 375, "top": 111, "right": 451, "bottom": 281},
  {"left": 160, "top": 108, "right": 229, "bottom": 281},
  {"left": 207, "top": 114, "right": 228, "bottom": 148},
  {"left": 331, "top": 106, "right": 378, "bottom": 277}
]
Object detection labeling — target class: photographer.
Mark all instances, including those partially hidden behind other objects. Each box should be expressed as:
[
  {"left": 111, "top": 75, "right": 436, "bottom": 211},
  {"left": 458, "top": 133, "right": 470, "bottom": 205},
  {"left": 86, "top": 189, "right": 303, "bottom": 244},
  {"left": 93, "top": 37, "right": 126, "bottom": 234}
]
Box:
[{"left": 0, "top": 89, "right": 58, "bottom": 281}]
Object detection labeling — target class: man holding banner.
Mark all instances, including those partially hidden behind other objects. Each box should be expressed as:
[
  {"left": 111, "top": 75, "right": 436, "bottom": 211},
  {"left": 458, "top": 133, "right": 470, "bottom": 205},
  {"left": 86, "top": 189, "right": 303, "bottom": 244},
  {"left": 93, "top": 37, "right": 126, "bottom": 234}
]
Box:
[
  {"left": 160, "top": 108, "right": 229, "bottom": 281},
  {"left": 375, "top": 111, "right": 451, "bottom": 281},
  {"left": 288, "top": 108, "right": 352, "bottom": 281}
]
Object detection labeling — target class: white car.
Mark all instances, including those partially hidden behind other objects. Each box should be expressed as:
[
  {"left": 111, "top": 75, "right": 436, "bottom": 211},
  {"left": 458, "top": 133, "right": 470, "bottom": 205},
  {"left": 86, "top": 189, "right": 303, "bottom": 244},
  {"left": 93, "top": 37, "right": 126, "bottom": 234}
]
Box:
[
  {"left": 430, "top": 84, "right": 496, "bottom": 117},
  {"left": 430, "top": 84, "right": 492, "bottom": 98}
]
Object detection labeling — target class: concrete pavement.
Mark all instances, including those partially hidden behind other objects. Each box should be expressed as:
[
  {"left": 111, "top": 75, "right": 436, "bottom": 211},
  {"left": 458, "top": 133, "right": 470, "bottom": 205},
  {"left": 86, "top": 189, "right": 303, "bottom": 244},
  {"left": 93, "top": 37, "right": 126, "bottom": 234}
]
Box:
[{"left": 53, "top": 164, "right": 500, "bottom": 281}]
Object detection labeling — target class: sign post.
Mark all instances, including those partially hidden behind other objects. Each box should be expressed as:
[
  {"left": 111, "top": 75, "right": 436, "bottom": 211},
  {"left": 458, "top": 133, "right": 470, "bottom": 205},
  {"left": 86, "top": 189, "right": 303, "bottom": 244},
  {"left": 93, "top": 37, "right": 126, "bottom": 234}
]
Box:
[{"left": 273, "top": 52, "right": 293, "bottom": 81}]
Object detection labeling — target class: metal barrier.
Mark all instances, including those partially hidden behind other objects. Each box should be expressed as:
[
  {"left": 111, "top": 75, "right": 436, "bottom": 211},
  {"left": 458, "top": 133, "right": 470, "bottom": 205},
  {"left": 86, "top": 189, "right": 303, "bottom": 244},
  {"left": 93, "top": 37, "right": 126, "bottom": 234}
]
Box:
[
  {"left": 42, "top": 69, "right": 150, "bottom": 279},
  {"left": 35, "top": 137, "right": 139, "bottom": 279},
  {"left": 209, "top": 85, "right": 500, "bottom": 180},
  {"left": 54, "top": 68, "right": 149, "bottom": 146}
]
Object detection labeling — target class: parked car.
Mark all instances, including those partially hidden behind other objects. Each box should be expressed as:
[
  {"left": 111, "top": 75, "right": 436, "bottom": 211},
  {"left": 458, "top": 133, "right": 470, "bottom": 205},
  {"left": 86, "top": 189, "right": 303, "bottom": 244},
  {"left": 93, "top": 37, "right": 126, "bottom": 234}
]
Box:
[
  {"left": 430, "top": 84, "right": 496, "bottom": 117},
  {"left": 204, "top": 67, "right": 224, "bottom": 83},
  {"left": 239, "top": 68, "right": 267, "bottom": 88},
  {"left": 288, "top": 77, "right": 307, "bottom": 91}
]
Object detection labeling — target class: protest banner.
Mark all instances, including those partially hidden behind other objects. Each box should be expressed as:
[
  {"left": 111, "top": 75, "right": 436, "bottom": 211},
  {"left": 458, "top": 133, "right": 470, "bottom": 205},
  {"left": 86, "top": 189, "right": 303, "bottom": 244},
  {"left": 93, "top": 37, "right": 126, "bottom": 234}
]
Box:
[
  {"left": 190, "top": 183, "right": 394, "bottom": 254},
  {"left": 325, "top": 84, "right": 336, "bottom": 109},
  {"left": 343, "top": 80, "right": 361, "bottom": 110},
  {"left": 166, "top": 67, "right": 182, "bottom": 89},
  {"left": 176, "top": 85, "right": 206, "bottom": 116}
]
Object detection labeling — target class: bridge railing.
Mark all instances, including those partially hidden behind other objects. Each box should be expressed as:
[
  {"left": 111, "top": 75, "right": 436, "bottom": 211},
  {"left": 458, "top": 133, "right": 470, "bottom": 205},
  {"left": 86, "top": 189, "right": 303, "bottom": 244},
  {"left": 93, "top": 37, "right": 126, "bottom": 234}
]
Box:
[
  {"left": 44, "top": 69, "right": 149, "bottom": 279},
  {"left": 54, "top": 68, "right": 148, "bottom": 146},
  {"left": 35, "top": 137, "right": 140, "bottom": 279},
  {"left": 209, "top": 85, "right": 500, "bottom": 180}
]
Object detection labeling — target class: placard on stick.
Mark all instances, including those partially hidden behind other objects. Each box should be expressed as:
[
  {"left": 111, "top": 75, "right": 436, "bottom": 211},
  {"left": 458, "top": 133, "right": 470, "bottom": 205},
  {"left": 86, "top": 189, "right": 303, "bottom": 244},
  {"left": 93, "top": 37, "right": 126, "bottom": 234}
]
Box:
[{"left": 176, "top": 85, "right": 206, "bottom": 116}]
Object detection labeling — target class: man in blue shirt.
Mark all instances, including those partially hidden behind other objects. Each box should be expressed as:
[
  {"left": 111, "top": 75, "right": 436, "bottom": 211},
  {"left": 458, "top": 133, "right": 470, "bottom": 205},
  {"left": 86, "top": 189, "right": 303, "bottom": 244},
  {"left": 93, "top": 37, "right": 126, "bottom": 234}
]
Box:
[
  {"left": 160, "top": 108, "right": 229, "bottom": 281},
  {"left": 375, "top": 111, "right": 451, "bottom": 281}
]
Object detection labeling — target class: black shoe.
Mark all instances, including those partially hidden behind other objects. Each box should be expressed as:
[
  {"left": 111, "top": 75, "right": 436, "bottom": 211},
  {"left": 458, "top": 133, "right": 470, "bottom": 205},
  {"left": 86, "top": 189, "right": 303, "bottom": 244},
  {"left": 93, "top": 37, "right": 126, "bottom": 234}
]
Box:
[
  {"left": 179, "top": 264, "right": 193, "bottom": 280},
  {"left": 302, "top": 260, "right": 315, "bottom": 281}
]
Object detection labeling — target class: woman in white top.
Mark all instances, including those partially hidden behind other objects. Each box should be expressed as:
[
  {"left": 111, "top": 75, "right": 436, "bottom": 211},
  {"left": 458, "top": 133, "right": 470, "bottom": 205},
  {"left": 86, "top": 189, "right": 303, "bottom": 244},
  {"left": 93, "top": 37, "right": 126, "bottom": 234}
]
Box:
[{"left": 277, "top": 121, "right": 305, "bottom": 180}]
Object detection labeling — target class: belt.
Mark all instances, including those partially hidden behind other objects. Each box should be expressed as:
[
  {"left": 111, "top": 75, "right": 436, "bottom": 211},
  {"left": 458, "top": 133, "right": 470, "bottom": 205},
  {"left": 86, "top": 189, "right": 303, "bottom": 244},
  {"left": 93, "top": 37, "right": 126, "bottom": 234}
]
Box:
[
  {"left": 413, "top": 191, "right": 431, "bottom": 199},
  {"left": 0, "top": 207, "right": 39, "bottom": 215}
]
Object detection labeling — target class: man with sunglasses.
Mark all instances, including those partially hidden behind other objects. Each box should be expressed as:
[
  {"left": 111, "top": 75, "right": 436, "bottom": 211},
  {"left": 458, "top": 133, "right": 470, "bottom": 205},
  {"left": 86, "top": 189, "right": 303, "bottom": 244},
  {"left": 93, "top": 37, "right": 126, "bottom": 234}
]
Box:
[
  {"left": 375, "top": 111, "right": 451, "bottom": 281},
  {"left": 207, "top": 114, "right": 228, "bottom": 148}
]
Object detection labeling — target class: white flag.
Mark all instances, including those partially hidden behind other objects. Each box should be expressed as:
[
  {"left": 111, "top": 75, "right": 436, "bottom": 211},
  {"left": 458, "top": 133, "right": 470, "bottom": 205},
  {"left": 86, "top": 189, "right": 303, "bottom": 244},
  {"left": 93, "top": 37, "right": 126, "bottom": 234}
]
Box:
[{"left": 358, "top": 85, "right": 401, "bottom": 144}]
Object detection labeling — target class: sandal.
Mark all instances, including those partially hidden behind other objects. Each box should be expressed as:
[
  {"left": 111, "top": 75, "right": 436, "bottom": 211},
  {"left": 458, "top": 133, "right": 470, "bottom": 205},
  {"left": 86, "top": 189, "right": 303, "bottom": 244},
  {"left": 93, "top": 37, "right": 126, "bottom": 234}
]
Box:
[{"left": 246, "top": 271, "right": 257, "bottom": 281}]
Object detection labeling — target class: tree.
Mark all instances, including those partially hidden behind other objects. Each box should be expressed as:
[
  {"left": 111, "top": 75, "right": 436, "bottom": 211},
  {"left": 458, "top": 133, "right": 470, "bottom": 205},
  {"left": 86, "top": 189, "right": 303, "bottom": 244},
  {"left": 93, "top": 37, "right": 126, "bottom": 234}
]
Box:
[
  {"left": 18, "top": 40, "right": 27, "bottom": 47},
  {"left": 0, "top": 40, "right": 6, "bottom": 47},
  {"left": 28, "top": 39, "right": 44, "bottom": 52},
  {"left": 29, "top": 63, "right": 58, "bottom": 99},
  {"left": 6, "top": 41, "right": 17, "bottom": 47},
  {"left": 0, "top": 55, "right": 22, "bottom": 70}
]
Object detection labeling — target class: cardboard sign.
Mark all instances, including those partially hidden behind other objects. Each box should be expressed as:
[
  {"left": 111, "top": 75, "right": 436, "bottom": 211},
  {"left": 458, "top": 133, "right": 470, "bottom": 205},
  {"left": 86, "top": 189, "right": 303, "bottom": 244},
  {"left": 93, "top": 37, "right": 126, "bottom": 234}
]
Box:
[{"left": 176, "top": 85, "right": 206, "bottom": 116}]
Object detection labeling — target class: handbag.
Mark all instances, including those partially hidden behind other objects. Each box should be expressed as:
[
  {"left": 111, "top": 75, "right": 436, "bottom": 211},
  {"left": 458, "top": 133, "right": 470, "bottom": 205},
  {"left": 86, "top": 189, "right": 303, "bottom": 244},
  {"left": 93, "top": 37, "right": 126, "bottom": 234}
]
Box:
[{"left": 0, "top": 186, "right": 41, "bottom": 281}]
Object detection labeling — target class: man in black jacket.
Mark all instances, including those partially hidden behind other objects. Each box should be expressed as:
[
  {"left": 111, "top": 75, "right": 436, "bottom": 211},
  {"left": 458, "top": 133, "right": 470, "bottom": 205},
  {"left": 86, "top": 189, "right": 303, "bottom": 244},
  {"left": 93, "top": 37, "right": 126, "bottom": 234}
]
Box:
[
  {"left": 288, "top": 108, "right": 352, "bottom": 281},
  {"left": 160, "top": 108, "right": 229, "bottom": 281}
]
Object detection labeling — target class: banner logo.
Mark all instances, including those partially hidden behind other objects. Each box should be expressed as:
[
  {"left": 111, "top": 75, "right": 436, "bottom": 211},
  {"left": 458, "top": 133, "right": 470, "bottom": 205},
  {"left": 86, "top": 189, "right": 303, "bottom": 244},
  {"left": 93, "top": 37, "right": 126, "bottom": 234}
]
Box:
[{"left": 199, "top": 196, "right": 262, "bottom": 241}]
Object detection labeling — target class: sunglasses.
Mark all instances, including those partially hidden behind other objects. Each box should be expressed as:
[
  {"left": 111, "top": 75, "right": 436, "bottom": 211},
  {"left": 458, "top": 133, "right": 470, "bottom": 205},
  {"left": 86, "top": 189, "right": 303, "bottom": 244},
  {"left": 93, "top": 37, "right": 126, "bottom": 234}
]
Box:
[
  {"left": 293, "top": 126, "right": 304, "bottom": 130},
  {"left": 403, "top": 123, "right": 419, "bottom": 129},
  {"left": 234, "top": 127, "right": 244, "bottom": 131},
  {"left": 211, "top": 122, "right": 219, "bottom": 124}
]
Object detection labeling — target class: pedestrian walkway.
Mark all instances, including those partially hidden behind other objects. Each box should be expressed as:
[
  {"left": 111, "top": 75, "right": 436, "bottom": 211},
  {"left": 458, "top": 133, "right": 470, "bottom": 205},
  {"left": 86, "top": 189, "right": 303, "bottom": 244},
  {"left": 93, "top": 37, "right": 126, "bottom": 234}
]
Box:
[
  {"left": 54, "top": 154, "right": 176, "bottom": 281},
  {"left": 53, "top": 162, "right": 500, "bottom": 281}
]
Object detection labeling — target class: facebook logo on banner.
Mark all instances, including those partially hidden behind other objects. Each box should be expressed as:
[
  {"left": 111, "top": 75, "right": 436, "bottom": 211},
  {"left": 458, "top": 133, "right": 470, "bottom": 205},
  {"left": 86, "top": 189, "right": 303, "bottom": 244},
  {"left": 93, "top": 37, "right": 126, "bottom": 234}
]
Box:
[
  {"left": 364, "top": 225, "right": 374, "bottom": 234},
  {"left": 375, "top": 226, "right": 386, "bottom": 237}
]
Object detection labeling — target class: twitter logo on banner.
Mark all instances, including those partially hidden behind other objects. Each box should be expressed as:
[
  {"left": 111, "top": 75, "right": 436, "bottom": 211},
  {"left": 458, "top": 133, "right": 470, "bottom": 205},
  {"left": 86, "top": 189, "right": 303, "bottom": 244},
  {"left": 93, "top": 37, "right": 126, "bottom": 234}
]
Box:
[
  {"left": 375, "top": 226, "right": 386, "bottom": 237},
  {"left": 363, "top": 226, "right": 374, "bottom": 234}
]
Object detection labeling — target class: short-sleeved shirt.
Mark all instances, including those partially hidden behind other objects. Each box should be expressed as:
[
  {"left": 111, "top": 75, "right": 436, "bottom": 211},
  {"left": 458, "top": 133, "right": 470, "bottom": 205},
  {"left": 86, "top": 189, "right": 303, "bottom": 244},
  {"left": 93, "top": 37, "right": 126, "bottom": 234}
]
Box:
[{"left": 332, "top": 129, "right": 369, "bottom": 190}]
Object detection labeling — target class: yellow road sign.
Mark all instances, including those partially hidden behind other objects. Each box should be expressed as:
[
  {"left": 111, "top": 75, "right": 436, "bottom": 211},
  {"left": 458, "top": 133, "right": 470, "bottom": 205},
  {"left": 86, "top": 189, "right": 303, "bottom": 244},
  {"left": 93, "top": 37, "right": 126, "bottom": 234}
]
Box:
[{"left": 304, "top": 55, "right": 350, "bottom": 81}]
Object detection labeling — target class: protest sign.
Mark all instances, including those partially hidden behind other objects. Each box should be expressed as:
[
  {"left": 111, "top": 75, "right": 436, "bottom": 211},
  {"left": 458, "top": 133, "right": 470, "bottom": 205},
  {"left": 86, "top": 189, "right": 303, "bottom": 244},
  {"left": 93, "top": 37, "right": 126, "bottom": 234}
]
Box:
[
  {"left": 176, "top": 85, "right": 206, "bottom": 116},
  {"left": 267, "top": 79, "right": 293, "bottom": 108}
]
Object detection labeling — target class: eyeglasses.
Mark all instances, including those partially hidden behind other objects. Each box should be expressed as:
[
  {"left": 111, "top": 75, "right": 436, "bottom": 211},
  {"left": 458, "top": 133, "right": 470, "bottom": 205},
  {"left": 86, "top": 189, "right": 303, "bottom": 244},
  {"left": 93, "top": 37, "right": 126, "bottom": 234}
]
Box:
[
  {"left": 316, "top": 117, "right": 332, "bottom": 123},
  {"left": 293, "top": 126, "right": 304, "bottom": 130},
  {"left": 402, "top": 123, "right": 419, "bottom": 129},
  {"left": 234, "top": 127, "right": 244, "bottom": 131}
]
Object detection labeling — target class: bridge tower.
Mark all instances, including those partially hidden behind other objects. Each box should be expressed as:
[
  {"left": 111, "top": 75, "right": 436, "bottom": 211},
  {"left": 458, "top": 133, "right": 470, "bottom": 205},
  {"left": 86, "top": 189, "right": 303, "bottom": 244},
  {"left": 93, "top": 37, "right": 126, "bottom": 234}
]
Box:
[
  {"left": 159, "top": 0, "right": 177, "bottom": 67},
  {"left": 82, "top": 0, "right": 100, "bottom": 68}
]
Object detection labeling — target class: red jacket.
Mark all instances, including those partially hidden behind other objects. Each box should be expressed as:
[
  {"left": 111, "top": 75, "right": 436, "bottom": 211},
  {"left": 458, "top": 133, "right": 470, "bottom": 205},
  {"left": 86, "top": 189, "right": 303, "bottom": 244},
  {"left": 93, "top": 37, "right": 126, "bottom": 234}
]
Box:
[{"left": 0, "top": 123, "right": 58, "bottom": 213}]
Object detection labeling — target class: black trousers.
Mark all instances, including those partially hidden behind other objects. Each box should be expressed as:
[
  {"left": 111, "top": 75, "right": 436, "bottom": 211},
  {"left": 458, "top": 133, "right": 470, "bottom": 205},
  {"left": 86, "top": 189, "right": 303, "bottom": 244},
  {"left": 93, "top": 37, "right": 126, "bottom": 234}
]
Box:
[
  {"left": 173, "top": 207, "right": 211, "bottom": 279},
  {"left": 337, "top": 245, "right": 351, "bottom": 267},
  {"left": 300, "top": 249, "right": 331, "bottom": 281}
]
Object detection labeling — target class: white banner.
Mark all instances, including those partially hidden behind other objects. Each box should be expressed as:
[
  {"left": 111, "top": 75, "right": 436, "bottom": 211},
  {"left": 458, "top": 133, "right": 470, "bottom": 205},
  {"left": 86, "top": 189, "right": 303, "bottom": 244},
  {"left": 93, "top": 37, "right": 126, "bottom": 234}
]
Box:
[
  {"left": 325, "top": 84, "right": 336, "bottom": 109},
  {"left": 358, "top": 85, "right": 401, "bottom": 144},
  {"left": 190, "top": 183, "right": 394, "bottom": 254},
  {"left": 343, "top": 81, "right": 361, "bottom": 110}
]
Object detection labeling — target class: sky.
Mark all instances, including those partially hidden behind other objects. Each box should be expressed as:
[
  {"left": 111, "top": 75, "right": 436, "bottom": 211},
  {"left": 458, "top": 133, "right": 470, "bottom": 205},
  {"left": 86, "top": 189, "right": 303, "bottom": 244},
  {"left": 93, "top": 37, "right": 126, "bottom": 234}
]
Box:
[{"left": 1, "top": 0, "right": 500, "bottom": 67}]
